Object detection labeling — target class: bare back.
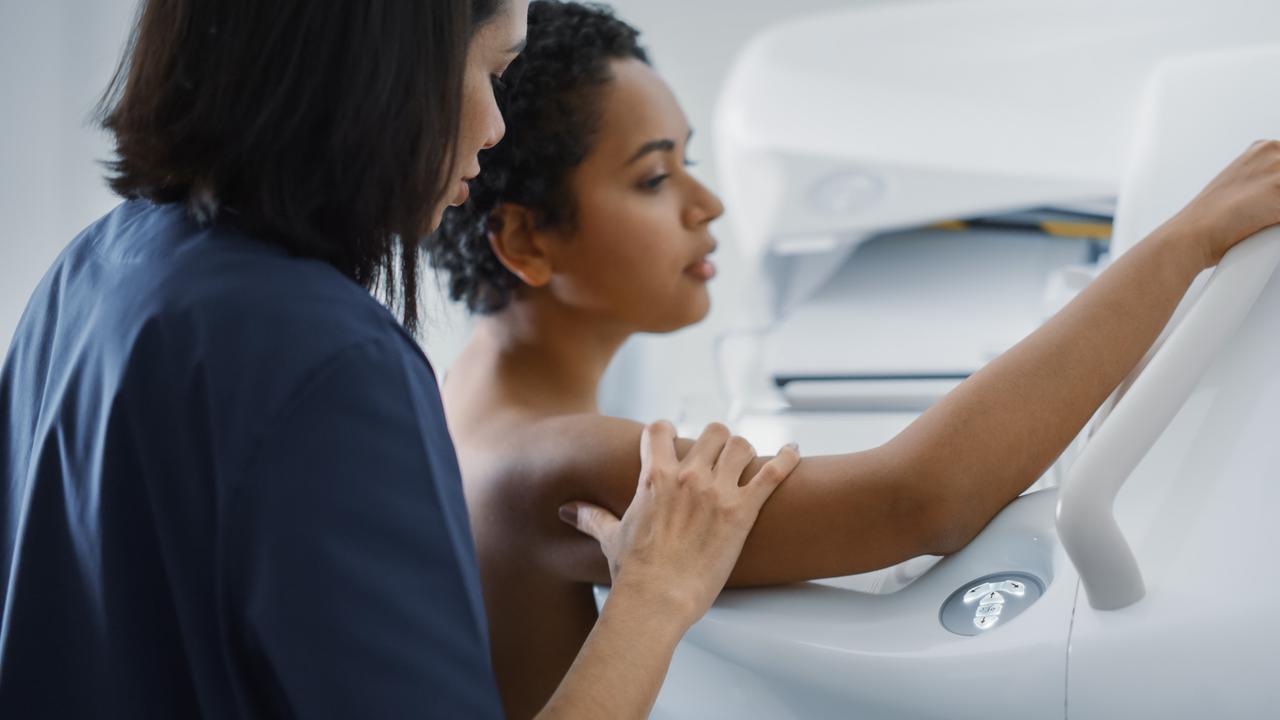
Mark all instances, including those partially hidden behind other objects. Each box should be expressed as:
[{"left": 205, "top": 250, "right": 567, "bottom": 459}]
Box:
[
  {"left": 443, "top": 348, "right": 619, "bottom": 720},
  {"left": 455, "top": 441, "right": 601, "bottom": 720}
]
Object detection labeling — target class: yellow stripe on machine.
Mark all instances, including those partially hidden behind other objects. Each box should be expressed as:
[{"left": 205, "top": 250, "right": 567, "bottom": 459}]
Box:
[
  {"left": 929, "top": 218, "right": 1112, "bottom": 240},
  {"left": 1038, "top": 220, "right": 1112, "bottom": 239}
]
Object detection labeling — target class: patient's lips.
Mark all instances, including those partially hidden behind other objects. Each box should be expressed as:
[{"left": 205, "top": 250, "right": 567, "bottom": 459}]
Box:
[{"left": 685, "top": 257, "right": 717, "bottom": 281}]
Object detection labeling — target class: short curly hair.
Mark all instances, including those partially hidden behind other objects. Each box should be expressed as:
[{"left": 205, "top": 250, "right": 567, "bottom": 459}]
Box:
[{"left": 427, "top": 0, "right": 649, "bottom": 314}]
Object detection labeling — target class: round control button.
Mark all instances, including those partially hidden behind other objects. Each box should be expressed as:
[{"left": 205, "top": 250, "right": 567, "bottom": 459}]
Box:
[{"left": 941, "top": 572, "right": 1044, "bottom": 636}]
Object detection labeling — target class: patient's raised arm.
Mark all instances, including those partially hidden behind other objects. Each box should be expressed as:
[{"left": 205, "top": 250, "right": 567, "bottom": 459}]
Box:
[{"left": 493, "top": 141, "right": 1280, "bottom": 589}]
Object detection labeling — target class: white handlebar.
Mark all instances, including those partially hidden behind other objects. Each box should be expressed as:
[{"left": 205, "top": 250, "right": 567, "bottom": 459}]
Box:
[{"left": 1057, "top": 226, "right": 1280, "bottom": 610}]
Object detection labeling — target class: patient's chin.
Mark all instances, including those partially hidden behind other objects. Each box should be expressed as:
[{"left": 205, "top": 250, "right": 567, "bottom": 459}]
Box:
[{"left": 646, "top": 294, "right": 710, "bottom": 334}]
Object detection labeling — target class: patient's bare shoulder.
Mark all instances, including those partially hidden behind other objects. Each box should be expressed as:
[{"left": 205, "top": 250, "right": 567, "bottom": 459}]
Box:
[
  {"left": 460, "top": 413, "right": 648, "bottom": 517},
  {"left": 456, "top": 412, "right": 656, "bottom": 584}
]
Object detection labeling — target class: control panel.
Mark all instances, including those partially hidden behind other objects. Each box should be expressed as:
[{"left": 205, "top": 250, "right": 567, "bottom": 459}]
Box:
[{"left": 940, "top": 572, "right": 1044, "bottom": 636}]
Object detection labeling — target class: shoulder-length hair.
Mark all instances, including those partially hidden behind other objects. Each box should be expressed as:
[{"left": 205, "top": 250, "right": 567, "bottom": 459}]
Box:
[{"left": 98, "top": 0, "right": 501, "bottom": 335}]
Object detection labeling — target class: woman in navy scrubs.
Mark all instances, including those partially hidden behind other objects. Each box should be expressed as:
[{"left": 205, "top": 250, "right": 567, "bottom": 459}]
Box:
[{"left": 0, "top": 1, "right": 797, "bottom": 717}]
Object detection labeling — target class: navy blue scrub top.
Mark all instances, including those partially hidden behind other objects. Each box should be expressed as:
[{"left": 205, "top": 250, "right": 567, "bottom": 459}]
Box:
[{"left": 0, "top": 201, "right": 505, "bottom": 718}]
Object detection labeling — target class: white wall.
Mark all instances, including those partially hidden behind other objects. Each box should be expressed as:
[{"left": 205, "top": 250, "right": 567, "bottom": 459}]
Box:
[
  {"left": 0, "top": 0, "right": 868, "bottom": 426},
  {"left": 0, "top": 0, "right": 140, "bottom": 358}
]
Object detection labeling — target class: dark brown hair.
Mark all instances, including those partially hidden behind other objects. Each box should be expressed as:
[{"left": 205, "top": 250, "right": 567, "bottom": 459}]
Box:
[{"left": 98, "top": 0, "right": 503, "bottom": 334}]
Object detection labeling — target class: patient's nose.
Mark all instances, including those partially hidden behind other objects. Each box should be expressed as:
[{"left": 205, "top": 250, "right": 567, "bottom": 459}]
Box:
[{"left": 684, "top": 176, "right": 724, "bottom": 229}]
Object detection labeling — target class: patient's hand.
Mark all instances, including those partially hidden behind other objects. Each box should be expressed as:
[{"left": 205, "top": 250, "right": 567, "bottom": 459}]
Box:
[
  {"left": 1165, "top": 139, "right": 1280, "bottom": 267},
  {"left": 558, "top": 421, "right": 800, "bottom": 627}
]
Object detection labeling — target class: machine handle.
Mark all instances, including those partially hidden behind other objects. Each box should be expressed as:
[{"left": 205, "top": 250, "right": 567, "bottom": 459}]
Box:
[{"left": 1056, "top": 226, "right": 1280, "bottom": 610}]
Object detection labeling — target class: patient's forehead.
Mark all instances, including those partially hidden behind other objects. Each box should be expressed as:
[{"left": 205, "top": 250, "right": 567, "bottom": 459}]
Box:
[{"left": 591, "top": 58, "right": 691, "bottom": 165}]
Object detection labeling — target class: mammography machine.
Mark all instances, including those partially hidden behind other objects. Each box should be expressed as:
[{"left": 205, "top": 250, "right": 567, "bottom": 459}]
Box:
[{"left": 597, "top": 1, "right": 1280, "bottom": 717}]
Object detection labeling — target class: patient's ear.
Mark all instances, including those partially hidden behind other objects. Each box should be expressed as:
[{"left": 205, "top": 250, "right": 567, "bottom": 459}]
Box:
[{"left": 489, "top": 203, "right": 553, "bottom": 288}]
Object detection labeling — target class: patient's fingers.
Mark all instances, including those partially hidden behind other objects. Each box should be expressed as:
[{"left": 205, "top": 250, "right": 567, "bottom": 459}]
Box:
[
  {"left": 744, "top": 443, "right": 801, "bottom": 507},
  {"left": 559, "top": 501, "right": 621, "bottom": 546},
  {"left": 639, "top": 420, "right": 678, "bottom": 479},
  {"left": 685, "top": 422, "right": 731, "bottom": 469}
]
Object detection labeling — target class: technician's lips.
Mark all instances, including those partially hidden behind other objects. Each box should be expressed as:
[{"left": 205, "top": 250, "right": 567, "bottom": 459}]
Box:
[{"left": 453, "top": 177, "right": 472, "bottom": 205}]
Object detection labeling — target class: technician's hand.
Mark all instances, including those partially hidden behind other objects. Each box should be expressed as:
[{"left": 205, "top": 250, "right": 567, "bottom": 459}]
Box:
[
  {"left": 559, "top": 421, "right": 800, "bottom": 627},
  {"left": 1163, "top": 139, "right": 1280, "bottom": 267}
]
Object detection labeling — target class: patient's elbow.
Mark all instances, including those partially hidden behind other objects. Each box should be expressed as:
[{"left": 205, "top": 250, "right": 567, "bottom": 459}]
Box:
[
  {"left": 914, "top": 477, "right": 978, "bottom": 557},
  {"left": 928, "top": 516, "right": 975, "bottom": 557}
]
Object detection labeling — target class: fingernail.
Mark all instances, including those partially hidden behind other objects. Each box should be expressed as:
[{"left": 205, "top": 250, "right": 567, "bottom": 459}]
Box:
[
  {"left": 558, "top": 504, "right": 578, "bottom": 525},
  {"left": 785, "top": 442, "right": 800, "bottom": 453}
]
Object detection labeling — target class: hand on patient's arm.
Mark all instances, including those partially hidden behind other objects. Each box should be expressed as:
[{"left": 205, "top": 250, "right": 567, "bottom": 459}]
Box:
[
  {"left": 534, "top": 421, "right": 800, "bottom": 720},
  {"left": 522, "top": 414, "right": 943, "bottom": 587}
]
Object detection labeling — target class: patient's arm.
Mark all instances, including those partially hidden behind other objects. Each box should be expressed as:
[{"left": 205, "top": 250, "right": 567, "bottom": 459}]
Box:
[
  {"left": 490, "top": 142, "right": 1280, "bottom": 588},
  {"left": 485, "top": 217, "right": 1208, "bottom": 588},
  {"left": 485, "top": 415, "right": 937, "bottom": 587}
]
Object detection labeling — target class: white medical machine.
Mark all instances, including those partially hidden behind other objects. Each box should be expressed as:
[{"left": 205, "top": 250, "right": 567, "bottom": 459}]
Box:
[{"left": 597, "top": 1, "right": 1280, "bottom": 717}]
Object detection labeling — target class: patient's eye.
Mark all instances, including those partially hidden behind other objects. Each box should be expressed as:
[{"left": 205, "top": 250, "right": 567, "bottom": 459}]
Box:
[{"left": 640, "top": 173, "right": 671, "bottom": 191}]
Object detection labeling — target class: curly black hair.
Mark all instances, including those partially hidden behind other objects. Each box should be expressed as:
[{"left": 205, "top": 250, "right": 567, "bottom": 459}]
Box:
[{"left": 427, "top": 0, "right": 650, "bottom": 314}]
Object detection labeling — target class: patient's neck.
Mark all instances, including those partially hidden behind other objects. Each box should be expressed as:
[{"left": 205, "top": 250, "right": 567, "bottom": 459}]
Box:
[{"left": 473, "top": 293, "right": 630, "bottom": 415}]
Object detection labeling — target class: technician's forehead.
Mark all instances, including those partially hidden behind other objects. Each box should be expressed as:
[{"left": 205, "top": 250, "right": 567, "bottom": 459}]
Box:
[{"left": 475, "top": 0, "right": 528, "bottom": 55}]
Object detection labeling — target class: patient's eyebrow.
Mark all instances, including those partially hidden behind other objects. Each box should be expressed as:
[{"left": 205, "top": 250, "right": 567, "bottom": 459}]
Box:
[
  {"left": 625, "top": 139, "right": 675, "bottom": 166},
  {"left": 625, "top": 130, "right": 694, "bottom": 166}
]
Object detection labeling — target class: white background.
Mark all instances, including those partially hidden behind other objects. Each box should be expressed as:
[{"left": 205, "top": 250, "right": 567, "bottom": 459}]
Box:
[{"left": 0, "top": 0, "right": 874, "bottom": 422}]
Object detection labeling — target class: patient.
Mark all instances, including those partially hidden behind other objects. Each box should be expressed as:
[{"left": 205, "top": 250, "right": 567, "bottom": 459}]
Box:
[{"left": 427, "top": 2, "right": 1280, "bottom": 717}]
